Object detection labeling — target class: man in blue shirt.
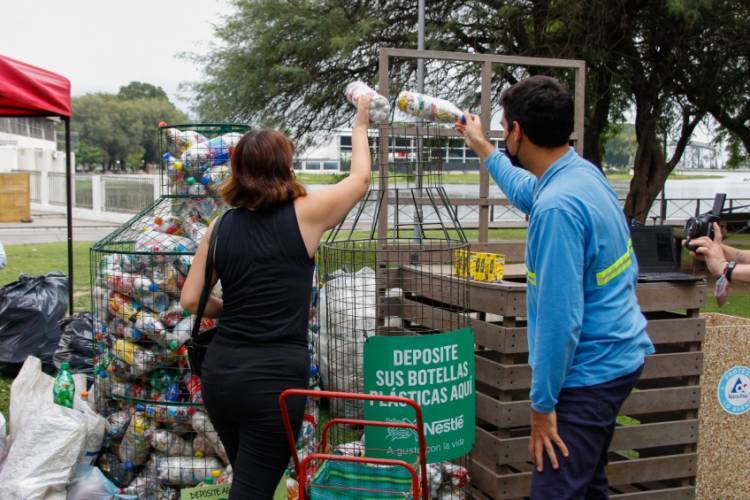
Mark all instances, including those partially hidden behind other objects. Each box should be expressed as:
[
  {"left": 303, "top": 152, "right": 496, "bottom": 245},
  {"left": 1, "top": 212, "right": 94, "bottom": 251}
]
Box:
[{"left": 456, "top": 76, "right": 654, "bottom": 498}]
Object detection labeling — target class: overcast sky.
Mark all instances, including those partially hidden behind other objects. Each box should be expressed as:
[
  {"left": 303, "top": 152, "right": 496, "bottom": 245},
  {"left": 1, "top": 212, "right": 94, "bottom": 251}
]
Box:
[
  {"left": 2, "top": 0, "right": 232, "bottom": 113},
  {"left": 1, "top": 1, "right": 718, "bottom": 147}
]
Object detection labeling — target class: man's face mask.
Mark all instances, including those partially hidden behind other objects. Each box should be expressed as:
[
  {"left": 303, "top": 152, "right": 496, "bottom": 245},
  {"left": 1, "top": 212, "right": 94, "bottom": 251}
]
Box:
[{"left": 504, "top": 120, "right": 523, "bottom": 168}]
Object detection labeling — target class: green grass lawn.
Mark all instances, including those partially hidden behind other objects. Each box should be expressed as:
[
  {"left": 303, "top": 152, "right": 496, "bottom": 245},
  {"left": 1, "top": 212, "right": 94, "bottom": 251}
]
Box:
[
  {"left": 0, "top": 241, "right": 94, "bottom": 312},
  {"left": 0, "top": 241, "right": 94, "bottom": 419}
]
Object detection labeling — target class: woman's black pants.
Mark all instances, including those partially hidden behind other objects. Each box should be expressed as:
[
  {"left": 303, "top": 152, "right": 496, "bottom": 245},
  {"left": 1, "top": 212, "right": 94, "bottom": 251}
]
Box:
[{"left": 201, "top": 335, "right": 309, "bottom": 499}]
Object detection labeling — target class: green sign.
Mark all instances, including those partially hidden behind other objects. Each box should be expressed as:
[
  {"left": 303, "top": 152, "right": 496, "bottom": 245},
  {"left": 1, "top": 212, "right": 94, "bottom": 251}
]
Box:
[
  {"left": 180, "top": 483, "right": 230, "bottom": 500},
  {"left": 363, "top": 327, "right": 475, "bottom": 463}
]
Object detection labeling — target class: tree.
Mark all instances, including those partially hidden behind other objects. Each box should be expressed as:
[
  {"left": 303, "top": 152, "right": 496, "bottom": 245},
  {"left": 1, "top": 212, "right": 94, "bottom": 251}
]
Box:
[
  {"left": 118, "top": 81, "right": 169, "bottom": 101},
  {"left": 188, "top": 0, "right": 746, "bottom": 218},
  {"left": 76, "top": 141, "right": 105, "bottom": 169},
  {"left": 72, "top": 82, "right": 187, "bottom": 170},
  {"left": 602, "top": 124, "right": 636, "bottom": 170}
]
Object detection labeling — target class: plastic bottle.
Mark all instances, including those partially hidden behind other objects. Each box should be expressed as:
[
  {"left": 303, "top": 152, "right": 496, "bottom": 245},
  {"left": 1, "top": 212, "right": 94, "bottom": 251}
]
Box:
[
  {"left": 192, "top": 434, "right": 215, "bottom": 458},
  {"left": 344, "top": 81, "right": 391, "bottom": 123},
  {"left": 153, "top": 215, "right": 184, "bottom": 235},
  {"left": 147, "top": 429, "right": 193, "bottom": 456},
  {"left": 144, "top": 403, "right": 193, "bottom": 426},
  {"left": 152, "top": 265, "right": 185, "bottom": 295},
  {"left": 287, "top": 477, "right": 300, "bottom": 500},
  {"left": 139, "top": 291, "right": 171, "bottom": 313},
  {"left": 182, "top": 218, "right": 208, "bottom": 242},
  {"left": 112, "top": 339, "right": 161, "bottom": 377},
  {"left": 105, "top": 271, "right": 171, "bottom": 312},
  {"left": 135, "top": 230, "right": 197, "bottom": 254},
  {"left": 164, "top": 317, "right": 193, "bottom": 351},
  {"left": 163, "top": 127, "right": 207, "bottom": 157},
  {"left": 396, "top": 90, "right": 465, "bottom": 123},
  {"left": 192, "top": 411, "right": 230, "bottom": 465},
  {"left": 184, "top": 373, "right": 203, "bottom": 404},
  {"left": 52, "top": 361, "right": 75, "bottom": 408},
  {"left": 117, "top": 404, "right": 153, "bottom": 466},
  {"left": 147, "top": 455, "right": 223, "bottom": 486},
  {"left": 160, "top": 301, "right": 191, "bottom": 328}
]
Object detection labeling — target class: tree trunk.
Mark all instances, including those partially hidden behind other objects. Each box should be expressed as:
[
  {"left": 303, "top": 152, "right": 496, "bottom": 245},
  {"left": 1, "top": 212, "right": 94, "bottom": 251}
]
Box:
[
  {"left": 623, "top": 118, "right": 670, "bottom": 222},
  {"left": 583, "top": 70, "right": 613, "bottom": 170}
]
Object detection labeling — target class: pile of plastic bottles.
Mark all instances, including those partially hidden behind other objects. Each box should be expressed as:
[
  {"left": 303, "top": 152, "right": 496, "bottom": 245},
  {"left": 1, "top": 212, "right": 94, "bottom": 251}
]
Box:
[
  {"left": 160, "top": 124, "right": 242, "bottom": 196},
  {"left": 87, "top": 122, "right": 329, "bottom": 495},
  {"left": 286, "top": 278, "right": 322, "bottom": 477}
]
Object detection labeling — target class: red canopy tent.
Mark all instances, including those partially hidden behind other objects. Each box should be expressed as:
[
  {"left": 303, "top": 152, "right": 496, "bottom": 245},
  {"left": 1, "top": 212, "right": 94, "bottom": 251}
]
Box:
[{"left": 0, "top": 54, "right": 75, "bottom": 313}]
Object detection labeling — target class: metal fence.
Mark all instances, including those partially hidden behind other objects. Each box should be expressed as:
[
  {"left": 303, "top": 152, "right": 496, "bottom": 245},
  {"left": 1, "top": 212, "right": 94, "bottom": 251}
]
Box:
[
  {"left": 48, "top": 172, "right": 67, "bottom": 206},
  {"left": 14, "top": 169, "right": 41, "bottom": 202},
  {"left": 102, "top": 175, "right": 155, "bottom": 213},
  {"left": 75, "top": 174, "right": 93, "bottom": 209}
]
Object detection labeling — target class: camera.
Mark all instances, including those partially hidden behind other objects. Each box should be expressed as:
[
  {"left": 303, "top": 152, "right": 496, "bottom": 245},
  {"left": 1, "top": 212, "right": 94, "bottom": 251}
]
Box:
[{"left": 685, "top": 193, "right": 725, "bottom": 251}]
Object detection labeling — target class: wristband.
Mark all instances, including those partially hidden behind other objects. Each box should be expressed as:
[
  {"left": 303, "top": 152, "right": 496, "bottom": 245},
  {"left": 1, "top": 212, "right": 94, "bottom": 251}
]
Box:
[{"left": 725, "top": 261, "right": 736, "bottom": 282}]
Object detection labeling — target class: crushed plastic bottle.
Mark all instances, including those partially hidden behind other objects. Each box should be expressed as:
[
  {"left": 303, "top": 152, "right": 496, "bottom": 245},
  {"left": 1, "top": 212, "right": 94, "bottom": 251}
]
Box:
[
  {"left": 192, "top": 411, "right": 230, "bottom": 465},
  {"left": 344, "top": 81, "right": 391, "bottom": 123},
  {"left": 287, "top": 477, "right": 300, "bottom": 500},
  {"left": 152, "top": 264, "right": 185, "bottom": 296},
  {"left": 108, "top": 292, "right": 166, "bottom": 336},
  {"left": 112, "top": 339, "right": 161, "bottom": 376},
  {"left": 153, "top": 214, "right": 184, "bottom": 235},
  {"left": 184, "top": 373, "right": 203, "bottom": 404},
  {"left": 143, "top": 402, "right": 192, "bottom": 426},
  {"left": 192, "top": 434, "right": 217, "bottom": 458},
  {"left": 397, "top": 90, "right": 465, "bottom": 123},
  {"left": 160, "top": 301, "right": 191, "bottom": 328},
  {"left": 105, "top": 410, "right": 132, "bottom": 439},
  {"left": 146, "top": 455, "right": 223, "bottom": 486},
  {"left": 52, "top": 361, "right": 75, "bottom": 408},
  {"left": 135, "top": 230, "right": 197, "bottom": 254},
  {"left": 117, "top": 404, "right": 153, "bottom": 466},
  {"left": 163, "top": 127, "right": 207, "bottom": 157},
  {"left": 98, "top": 451, "right": 136, "bottom": 487},
  {"left": 146, "top": 429, "right": 193, "bottom": 456}
]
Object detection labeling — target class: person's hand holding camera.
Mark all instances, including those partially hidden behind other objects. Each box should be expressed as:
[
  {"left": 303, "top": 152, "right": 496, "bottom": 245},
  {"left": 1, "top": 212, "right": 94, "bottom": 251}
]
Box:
[{"left": 687, "top": 222, "right": 727, "bottom": 277}]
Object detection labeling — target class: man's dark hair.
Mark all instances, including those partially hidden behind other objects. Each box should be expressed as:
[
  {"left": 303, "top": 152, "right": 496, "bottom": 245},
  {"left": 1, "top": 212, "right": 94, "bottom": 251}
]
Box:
[{"left": 500, "top": 75, "right": 574, "bottom": 148}]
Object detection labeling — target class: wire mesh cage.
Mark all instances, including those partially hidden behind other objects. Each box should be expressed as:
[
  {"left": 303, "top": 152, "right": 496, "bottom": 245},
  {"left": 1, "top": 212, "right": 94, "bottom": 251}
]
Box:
[
  {"left": 87, "top": 122, "right": 253, "bottom": 496},
  {"left": 89, "top": 195, "right": 230, "bottom": 497},
  {"left": 314, "top": 120, "right": 472, "bottom": 499},
  {"left": 160, "top": 123, "right": 249, "bottom": 196}
]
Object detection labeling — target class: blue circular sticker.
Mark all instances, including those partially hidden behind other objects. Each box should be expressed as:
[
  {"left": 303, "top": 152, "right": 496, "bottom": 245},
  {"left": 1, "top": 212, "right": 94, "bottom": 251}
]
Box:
[{"left": 717, "top": 365, "right": 750, "bottom": 416}]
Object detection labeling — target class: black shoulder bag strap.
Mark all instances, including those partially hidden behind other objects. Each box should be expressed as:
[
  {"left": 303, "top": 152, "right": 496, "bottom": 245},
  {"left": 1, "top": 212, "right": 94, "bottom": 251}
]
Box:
[{"left": 191, "top": 210, "right": 228, "bottom": 338}]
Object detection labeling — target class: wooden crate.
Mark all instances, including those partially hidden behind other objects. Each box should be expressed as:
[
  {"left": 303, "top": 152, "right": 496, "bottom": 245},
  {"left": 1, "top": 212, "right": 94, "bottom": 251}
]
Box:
[
  {"left": 397, "top": 263, "right": 706, "bottom": 499},
  {"left": 0, "top": 172, "right": 31, "bottom": 222}
]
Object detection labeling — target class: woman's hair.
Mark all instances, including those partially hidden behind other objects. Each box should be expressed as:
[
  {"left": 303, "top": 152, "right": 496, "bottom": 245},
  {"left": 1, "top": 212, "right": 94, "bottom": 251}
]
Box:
[{"left": 219, "top": 129, "right": 307, "bottom": 210}]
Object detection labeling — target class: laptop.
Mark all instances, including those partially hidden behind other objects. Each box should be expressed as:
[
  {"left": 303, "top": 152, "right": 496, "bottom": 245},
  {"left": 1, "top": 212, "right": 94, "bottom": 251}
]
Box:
[{"left": 630, "top": 225, "right": 703, "bottom": 283}]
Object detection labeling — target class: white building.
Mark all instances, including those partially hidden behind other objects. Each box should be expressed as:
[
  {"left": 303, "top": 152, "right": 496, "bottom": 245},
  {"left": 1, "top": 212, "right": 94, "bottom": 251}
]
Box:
[
  {"left": 296, "top": 128, "right": 501, "bottom": 173},
  {"left": 0, "top": 117, "right": 70, "bottom": 173}
]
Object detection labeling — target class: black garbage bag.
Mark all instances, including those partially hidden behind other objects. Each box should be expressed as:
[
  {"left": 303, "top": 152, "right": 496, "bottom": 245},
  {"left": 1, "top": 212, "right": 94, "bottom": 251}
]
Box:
[
  {"left": 0, "top": 272, "right": 69, "bottom": 375},
  {"left": 54, "top": 312, "right": 95, "bottom": 377}
]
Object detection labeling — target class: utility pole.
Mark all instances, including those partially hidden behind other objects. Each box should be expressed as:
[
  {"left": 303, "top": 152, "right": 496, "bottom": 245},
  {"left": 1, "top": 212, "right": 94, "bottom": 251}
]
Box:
[{"left": 415, "top": 0, "right": 425, "bottom": 240}]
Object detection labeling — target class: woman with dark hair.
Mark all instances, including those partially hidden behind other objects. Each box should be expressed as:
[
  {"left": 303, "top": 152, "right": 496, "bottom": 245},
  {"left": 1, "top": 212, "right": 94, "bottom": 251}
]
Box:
[{"left": 181, "top": 95, "right": 373, "bottom": 498}]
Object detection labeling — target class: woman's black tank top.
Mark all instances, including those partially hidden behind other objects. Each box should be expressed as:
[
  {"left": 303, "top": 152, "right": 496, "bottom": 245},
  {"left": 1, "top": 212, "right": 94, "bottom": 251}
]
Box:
[{"left": 214, "top": 203, "right": 314, "bottom": 346}]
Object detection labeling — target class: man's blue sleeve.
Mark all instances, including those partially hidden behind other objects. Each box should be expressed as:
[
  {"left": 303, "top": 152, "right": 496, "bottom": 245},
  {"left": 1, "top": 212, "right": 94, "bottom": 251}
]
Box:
[
  {"left": 484, "top": 149, "right": 535, "bottom": 214},
  {"left": 529, "top": 208, "right": 585, "bottom": 413}
]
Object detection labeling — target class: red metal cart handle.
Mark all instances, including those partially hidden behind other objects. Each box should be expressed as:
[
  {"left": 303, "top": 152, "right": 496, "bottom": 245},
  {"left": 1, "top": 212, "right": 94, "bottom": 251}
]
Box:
[
  {"left": 298, "top": 452, "right": 420, "bottom": 500},
  {"left": 279, "top": 389, "right": 429, "bottom": 500}
]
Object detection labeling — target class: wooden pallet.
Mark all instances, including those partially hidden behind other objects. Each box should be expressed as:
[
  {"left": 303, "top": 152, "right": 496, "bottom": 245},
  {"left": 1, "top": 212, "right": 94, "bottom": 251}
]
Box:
[{"left": 396, "top": 264, "right": 705, "bottom": 500}]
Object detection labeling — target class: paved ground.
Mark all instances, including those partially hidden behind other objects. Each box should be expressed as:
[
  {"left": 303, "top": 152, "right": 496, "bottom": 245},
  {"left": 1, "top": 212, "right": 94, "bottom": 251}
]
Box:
[{"left": 0, "top": 212, "right": 119, "bottom": 244}]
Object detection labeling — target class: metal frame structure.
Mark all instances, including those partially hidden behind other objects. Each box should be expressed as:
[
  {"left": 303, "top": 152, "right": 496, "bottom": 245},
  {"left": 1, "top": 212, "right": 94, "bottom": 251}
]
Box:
[{"left": 376, "top": 48, "right": 586, "bottom": 242}]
